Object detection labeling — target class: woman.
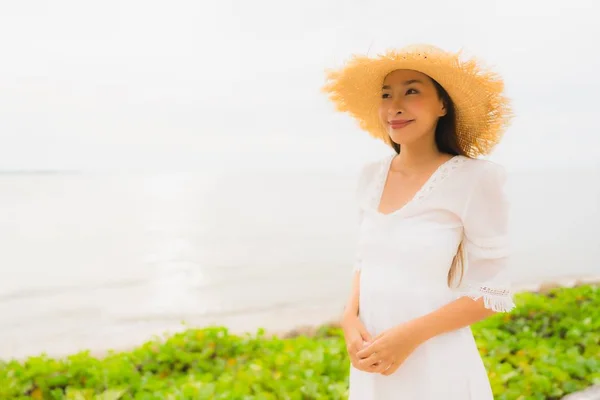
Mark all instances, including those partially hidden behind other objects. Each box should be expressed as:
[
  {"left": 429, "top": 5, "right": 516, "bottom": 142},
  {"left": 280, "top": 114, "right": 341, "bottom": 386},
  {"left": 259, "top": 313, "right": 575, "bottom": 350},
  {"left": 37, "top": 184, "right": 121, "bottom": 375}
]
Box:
[{"left": 322, "top": 45, "right": 516, "bottom": 399}]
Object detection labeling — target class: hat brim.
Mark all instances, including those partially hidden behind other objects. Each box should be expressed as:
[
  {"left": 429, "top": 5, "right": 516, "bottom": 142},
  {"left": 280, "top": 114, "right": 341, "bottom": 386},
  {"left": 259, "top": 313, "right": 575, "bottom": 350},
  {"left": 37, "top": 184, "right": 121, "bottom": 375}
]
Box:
[{"left": 322, "top": 45, "right": 513, "bottom": 157}]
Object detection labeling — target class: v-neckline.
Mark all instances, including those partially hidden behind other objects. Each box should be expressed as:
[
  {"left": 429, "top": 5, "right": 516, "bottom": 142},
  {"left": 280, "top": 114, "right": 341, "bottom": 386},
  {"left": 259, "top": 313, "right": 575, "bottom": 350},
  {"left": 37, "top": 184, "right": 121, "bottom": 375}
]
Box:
[{"left": 374, "top": 153, "right": 461, "bottom": 217}]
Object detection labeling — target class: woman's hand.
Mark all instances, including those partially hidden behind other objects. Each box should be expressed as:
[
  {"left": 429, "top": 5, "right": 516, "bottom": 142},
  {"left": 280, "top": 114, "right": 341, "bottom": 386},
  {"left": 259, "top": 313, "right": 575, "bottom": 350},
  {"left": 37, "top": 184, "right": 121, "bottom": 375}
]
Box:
[
  {"left": 356, "top": 322, "right": 425, "bottom": 376},
  {"left": 340, "top": 312, "right": 373, "bottom": 372}
]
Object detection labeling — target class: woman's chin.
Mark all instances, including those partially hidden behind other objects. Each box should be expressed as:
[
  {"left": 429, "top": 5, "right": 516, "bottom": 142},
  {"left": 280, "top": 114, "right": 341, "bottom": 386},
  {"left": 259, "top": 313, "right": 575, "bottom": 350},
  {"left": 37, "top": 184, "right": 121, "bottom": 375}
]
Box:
[{"left": 388, "top": 131, "right": 419, "bottom": 146}]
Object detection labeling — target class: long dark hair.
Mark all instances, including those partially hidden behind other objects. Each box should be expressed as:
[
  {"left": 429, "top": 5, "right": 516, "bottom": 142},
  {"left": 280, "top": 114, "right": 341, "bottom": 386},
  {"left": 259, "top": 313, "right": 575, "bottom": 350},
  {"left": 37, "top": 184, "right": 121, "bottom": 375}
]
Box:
[{"left": 390, "top": 77, "right": 465, "bottom": 157}]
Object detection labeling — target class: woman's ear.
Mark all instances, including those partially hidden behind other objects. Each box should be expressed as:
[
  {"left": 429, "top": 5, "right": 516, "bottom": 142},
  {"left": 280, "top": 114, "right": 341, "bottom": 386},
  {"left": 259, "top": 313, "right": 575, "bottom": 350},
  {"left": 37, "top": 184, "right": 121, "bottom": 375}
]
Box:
[{"left": 439, "top": 101, "right": 448, "bottom": 117}]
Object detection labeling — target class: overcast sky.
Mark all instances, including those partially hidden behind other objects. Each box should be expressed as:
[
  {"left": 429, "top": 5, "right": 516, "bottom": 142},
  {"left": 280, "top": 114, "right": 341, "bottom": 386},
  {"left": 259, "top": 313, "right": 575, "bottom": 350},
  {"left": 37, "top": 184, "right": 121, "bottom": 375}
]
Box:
[{"left": 1, "top": 0, "right": 598, "bottom": 172}]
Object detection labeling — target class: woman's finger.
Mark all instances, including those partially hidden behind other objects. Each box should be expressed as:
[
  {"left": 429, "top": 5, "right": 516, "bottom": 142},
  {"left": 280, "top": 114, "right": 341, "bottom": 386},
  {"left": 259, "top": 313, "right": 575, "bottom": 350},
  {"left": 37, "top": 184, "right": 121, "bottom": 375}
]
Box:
[
  {"left": 357, "top": 352, "right": 383, "bottom": 370},
  {"left": 381, "top": 361, "right": 400, "bottom": 376},
  {"left": 358, "top": 325, "right": 373, "bottom": 343},
  {"left": 347, "top": 341, "right": 369, "bottom": 372},
  {"left": 350, "top": 338, "right": 364, "bottom": 353},
  {"left": 380, "top": 362, "right": 395, "bottom": 375},
  {"left": 369, "top": 359, "right": 391, "bottom": 373},
  {"left": 356, "top": 342, "right": 379, "bottom": 359},
  {"left": 347, "top": 346, "right": 359, "bottom": 364},
  {"left": 351, "top": 353, "right": 371, "bottom": 372}
]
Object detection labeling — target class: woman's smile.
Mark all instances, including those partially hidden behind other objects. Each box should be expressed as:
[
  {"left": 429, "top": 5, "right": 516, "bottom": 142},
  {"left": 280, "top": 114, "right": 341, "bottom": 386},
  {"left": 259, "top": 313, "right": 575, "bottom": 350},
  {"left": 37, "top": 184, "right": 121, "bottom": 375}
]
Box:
[{"left": 389, "top": 119, "right": 415, "bottom": 129}]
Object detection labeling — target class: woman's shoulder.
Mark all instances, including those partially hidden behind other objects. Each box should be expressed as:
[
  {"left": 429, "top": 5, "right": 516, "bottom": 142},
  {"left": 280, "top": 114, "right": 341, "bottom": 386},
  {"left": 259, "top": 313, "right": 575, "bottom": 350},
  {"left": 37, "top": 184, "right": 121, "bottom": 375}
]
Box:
[
  {"left": 354, "top": 153, "right": 392, "bottom": 198},
  {"left": 459, "top": 156, "right": 507, "bottom": 181},
  {"left": 357, "top": 153, "right": 392, "bottom": 181},
  {"left": 454, "top": 157, "right": 508, "bottom": 210}
]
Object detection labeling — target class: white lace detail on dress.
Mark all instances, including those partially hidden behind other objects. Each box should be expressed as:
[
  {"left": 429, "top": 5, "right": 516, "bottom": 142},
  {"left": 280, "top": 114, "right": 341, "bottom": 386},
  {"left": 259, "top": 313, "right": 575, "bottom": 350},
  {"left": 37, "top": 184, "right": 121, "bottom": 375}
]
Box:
[
  {"left": 370, "top": 154, "right": 468, "bottom": 209},
  {"left": 460, "top": 284, "right": 516, "bottom": 312},
  {"left": 414, "top": 156, "right": 468, "bottom": 201}
]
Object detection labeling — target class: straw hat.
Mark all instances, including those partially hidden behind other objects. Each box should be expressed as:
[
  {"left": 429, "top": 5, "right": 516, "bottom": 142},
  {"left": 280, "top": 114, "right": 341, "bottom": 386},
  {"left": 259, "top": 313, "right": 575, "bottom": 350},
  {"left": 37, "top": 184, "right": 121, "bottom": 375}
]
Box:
[{"left": 321, "top": 44, "right": 513, "bottom": 157}]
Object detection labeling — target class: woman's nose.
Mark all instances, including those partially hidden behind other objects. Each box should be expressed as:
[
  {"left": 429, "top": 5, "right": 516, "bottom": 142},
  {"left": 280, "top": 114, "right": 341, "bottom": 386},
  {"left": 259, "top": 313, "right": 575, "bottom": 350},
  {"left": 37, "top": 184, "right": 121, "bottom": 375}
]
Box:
[{"left": 389, "top": 98, "right": 404, "bottom": 114}]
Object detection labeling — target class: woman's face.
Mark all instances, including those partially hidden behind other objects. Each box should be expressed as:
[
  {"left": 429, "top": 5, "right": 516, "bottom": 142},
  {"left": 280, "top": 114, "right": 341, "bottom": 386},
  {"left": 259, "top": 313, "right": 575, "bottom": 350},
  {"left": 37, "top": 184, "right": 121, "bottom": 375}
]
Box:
[{"left": 378, "top": 69, "right": 447, "bottom": 146}]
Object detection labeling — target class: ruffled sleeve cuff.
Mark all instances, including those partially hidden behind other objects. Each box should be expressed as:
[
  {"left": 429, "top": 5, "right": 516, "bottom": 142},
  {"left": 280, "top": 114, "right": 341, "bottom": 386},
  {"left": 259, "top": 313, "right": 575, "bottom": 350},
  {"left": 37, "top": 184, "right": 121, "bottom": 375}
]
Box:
[
  {"left": 456, "top": 281, "right": 516, "bottom": 312},
  {"left": 455, "top": 234, "right": 516, "bottom": 312}
]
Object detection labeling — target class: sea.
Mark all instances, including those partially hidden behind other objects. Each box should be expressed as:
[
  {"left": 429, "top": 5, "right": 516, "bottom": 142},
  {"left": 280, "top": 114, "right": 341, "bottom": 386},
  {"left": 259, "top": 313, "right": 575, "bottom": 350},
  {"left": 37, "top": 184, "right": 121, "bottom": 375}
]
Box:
[{"left": 1, "top": 167, "right": 599, "bottom": 360}]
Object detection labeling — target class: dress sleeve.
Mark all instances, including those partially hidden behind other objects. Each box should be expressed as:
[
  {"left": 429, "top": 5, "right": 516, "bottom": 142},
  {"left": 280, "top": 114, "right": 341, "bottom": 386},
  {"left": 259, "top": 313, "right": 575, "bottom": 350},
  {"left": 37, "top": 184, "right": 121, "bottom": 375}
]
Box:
[{"left": 455, "top": 161, "right": 516, "bottom": 312}]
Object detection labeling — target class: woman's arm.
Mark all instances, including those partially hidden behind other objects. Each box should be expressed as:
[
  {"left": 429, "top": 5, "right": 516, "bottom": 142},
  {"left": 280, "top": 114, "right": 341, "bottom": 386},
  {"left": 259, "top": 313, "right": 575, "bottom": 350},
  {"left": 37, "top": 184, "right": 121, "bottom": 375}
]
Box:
[
  {"left": 341, "top": 270, "right": 374, "bottom": 371},
  {"left": 407, "top": 296, "right": 495, "bottom": 343},
  {"left": 344, "top": 161, "right": 370, "bottom": 321},
  {"left": 342, "top": 270, "right": 361, "bottom": 320}
]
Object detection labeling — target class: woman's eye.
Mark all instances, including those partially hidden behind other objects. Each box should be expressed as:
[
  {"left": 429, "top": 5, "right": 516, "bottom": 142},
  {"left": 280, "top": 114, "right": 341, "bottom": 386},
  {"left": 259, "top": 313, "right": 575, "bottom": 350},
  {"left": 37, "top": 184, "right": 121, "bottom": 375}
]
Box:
[
  {"left": 382, "top": 93, "right": 391, "bottom": 99},
  {"left": 406, "top": 88, "right": 419, "bottom": 95}
]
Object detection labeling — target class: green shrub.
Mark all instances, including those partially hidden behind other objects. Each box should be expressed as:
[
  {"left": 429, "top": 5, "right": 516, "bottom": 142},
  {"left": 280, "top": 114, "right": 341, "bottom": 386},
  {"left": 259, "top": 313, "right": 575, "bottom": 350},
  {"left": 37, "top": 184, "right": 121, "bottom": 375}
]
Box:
[{"left": 1, "top": 285, "right": 598, "bottom": 399}]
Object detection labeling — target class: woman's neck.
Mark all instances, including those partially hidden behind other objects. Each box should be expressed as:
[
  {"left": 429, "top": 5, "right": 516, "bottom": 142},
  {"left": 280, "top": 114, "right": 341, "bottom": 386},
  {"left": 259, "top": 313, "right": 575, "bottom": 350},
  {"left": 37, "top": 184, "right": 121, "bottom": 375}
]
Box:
[{"left": 392, "top": 142, "right": 446, "bottom": 172}]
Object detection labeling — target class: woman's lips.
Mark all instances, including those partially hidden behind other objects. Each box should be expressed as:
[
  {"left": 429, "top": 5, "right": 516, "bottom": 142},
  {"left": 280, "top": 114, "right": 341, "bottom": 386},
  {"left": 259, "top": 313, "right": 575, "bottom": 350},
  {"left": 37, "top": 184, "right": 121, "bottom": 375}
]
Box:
[{"left": 389, "top": 120, "right": 414, "bottom": 129}]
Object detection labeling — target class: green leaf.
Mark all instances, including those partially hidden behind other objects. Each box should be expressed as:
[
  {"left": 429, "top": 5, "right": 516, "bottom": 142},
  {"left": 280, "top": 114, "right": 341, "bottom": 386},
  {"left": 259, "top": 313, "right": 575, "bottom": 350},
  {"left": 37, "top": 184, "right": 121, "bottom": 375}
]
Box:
[{"left": 95, "top": 389, "right": 128, "bottom": 400}]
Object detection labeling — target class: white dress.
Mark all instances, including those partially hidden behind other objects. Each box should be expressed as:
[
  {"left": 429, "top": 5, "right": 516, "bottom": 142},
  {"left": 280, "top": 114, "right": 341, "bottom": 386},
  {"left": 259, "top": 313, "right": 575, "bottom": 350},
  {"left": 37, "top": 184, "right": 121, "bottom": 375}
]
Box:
[{"left": 349, "top": 153, "right": 516, "bottom": 400}]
